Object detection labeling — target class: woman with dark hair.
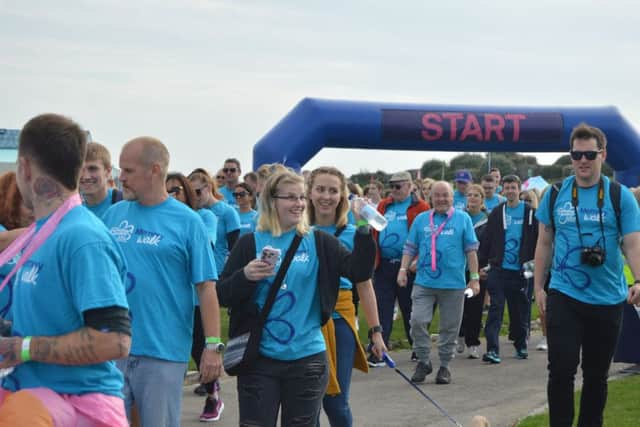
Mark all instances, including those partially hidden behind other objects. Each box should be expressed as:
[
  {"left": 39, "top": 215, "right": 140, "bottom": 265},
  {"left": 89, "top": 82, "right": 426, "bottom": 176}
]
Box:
[
  {"left": 234, "top": 182, "right": 257, "bottom": 236},
  {"left": 307, "top": 166, "right": 386, "bottom": 427},
  {"left": 165, "top": 172, "right": 221, "bottom": 420},
  {"left": 217, "top": 169, "right": 375, "bottom": 426},
  {"left": 0, "top": 171, "right": 33, "bottom": 318}
]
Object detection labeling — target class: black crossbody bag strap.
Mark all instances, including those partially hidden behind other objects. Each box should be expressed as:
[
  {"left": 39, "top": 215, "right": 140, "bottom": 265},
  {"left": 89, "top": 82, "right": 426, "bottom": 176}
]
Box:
[{"left": 255, "top": 233, "right": 303, "bottom": 327}]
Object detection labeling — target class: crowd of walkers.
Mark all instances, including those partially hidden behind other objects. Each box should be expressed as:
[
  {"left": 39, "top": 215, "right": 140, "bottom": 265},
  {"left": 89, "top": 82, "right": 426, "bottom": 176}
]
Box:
[{"left": 0, "top": 114, "right": 639, "bottom": 427}]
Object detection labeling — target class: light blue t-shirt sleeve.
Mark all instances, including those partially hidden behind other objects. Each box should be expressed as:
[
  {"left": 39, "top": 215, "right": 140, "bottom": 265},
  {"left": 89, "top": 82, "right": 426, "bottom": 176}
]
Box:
[
  {"left": 463, "top": 213, "right": 479, "bottom": 250},
  {"left": 198, "top": 209, "right": 219, "bottom": 246},
  {"left": 536, "top": 188, "right": 552, "bottom": 226},
  {"left": 619, "top": 185, "right": 640, "bottom": 236},
  {"left": 0, "top": 224, "right": 6, "bottom": 232},
  {"left": 189, "top": 219, "right": 219, "bottom": 285},
  {"left": 67, "top": 241, "right": 128, "bottom": 313},
  {"left": 225, "top": 204, "right": 241, "bottom": 232}
]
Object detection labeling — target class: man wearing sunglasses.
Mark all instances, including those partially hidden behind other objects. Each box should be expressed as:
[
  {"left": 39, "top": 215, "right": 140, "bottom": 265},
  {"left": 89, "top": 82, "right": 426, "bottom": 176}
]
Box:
[
  {"left": 534, "top": 123, "right": 640, "bottom": 426},
  {"left": 218, "top": 158, "right": 241, "bottom": 208},
  {"left": 369, "top": 171, "right": 430, "bottom": 366}
]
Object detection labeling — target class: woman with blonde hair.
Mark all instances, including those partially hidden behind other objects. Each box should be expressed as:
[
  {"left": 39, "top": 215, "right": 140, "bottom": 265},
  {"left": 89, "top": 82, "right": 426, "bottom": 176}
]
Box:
[
  {"left": 217, "top": 169, "right": 375, "bottom": 426},
  {"left": 307, "top": 166, "right": 386, "bottom": 426}
]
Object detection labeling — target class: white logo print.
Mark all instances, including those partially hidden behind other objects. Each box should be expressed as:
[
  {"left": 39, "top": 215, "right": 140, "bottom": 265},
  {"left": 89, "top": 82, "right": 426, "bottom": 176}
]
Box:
[
  {"left": 293, "top": 251, "right": 310, "bottom": 263},
  {"left": 111, "top": 221, "right": 135, "bottom": 242},
  {"left": 557, "top": 202, "right": 576, "bottom": 225},
  {"left": 21, "top": 264, "right": 40, "bottom": 285}
]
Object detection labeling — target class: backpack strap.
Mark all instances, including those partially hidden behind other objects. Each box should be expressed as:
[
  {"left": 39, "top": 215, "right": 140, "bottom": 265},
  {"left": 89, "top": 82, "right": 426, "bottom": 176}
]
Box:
[
  {"left": 548, "top": 182, "right": 563, "bottom": 232},
  {"left": 334, "top": 225, "right": 347, "bottom": 238},
  {"left": 609, "top": 180, "right": 622, "bottom": 235}
]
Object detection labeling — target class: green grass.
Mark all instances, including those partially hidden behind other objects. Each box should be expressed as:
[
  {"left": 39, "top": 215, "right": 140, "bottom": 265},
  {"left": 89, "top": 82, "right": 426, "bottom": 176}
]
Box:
[{"left": 517, "top": 375, "right": 640, "bottom": 427}]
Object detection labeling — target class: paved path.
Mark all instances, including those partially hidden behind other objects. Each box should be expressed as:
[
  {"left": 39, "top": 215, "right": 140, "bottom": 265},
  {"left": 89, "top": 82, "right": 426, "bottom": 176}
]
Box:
[{"left": 180, "top": 334, "right": 633, "bottom": 427}]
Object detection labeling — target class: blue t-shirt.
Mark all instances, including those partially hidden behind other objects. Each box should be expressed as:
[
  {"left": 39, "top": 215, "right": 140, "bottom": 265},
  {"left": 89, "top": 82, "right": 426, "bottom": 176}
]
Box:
[
  {"left": 501, "top": 202, "right": 525, "bottom": 270},
  {"left": 238, "top": 210, "right": 258, "bottom": 236},
  {"left": 407, "top": 209, "right": 479, "bottom": 289},
  {"left": 0, "top": 224, "right": 14, "bottom": 319},
  {"left": 253, "top": 229, "right": 324, "bottom": 361},
  {"left": 379, "top": 197, "right": 412, "bottom": 260},
  {"left": 197, "top": 209, "right": 219, "bottom": 247},
  {"left": 485, "top": 195, "right": 506, "bottom": 213},
  {"left": 536, "top": 176, "right": 640, "bottom": 305},
  {"left": 207, "top": 201, "right": 241, "bottom": 272},
  {"left": 103, "top": 197, "right": 217, "bottom": 362},
  {"left": 453, "top": 190, "right": 467, "bottom": 210},
  {"left": 83, "top": 188, "right": 117, "bottom": 220},
  {"left": 4, "top": 206, "right": 128, "bottom": 397},
  {"left": 467, "top": 211, "right": 488, "bottom": 227},
  {"left": 219, "top": 186, "right": 237, "bottom": 208}
]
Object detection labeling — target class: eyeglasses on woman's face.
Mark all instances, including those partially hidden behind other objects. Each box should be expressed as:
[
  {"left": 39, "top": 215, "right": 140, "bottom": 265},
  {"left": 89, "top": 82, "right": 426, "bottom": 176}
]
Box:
[{"left": 233, "top": 191, "right": 249, "bottom": 198}]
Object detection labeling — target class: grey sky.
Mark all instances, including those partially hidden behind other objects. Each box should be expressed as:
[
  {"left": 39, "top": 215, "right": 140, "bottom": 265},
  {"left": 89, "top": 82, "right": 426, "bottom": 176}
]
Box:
[{"left": 2, "top": 0, "right": 639, "bottom": 176}]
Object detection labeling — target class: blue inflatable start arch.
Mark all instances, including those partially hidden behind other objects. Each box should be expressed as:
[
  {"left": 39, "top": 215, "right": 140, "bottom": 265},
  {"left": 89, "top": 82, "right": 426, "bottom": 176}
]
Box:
[{"left": 253, "top": 98, "right": 640, "bottom": 187}]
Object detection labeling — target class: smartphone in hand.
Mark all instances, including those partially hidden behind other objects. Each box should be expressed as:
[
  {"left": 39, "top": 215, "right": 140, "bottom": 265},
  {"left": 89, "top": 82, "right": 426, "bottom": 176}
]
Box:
[{"left": 260, "top": 246, "right": 281, "bottom": 266}]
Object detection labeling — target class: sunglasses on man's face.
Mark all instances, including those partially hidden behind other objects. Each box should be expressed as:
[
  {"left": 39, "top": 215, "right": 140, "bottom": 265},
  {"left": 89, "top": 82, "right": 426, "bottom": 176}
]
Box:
[
  {"left": 167, "top": 186, "right": 182, "bottom": 195},
  {"left": 233, "top": 191, "right": 249, "bottom": 198},
  {"left": 391, "top": 183, "right": 404, "bottom": 190},
  {"left": 223, "top": 168, "right": 237, "bottom": 173},
  {"left": 570, "top": 150, "right": 601, "bottom": 161},
  {"left": 216, "top": 175, "right": 225, "bottom": 180}
]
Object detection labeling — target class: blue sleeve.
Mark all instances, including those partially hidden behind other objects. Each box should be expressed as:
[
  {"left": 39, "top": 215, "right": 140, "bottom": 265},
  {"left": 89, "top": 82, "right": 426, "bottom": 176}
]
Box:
[
  {"left": 199, "top": 210, "right": 219, "bottom": 246},
  {"left": 189, "top": 219, "right": 219, "bottom": 284},
  {"left": 225, "top": 205, "right": 241, "bottom": 233},
  {"left": 620, "top": 185, "right": 640, "bottom": 236},
  {"left": 406, "top": 213, "right": 422, "bottom": 246},
  {"left": 68, "top": 242, "right": 128, "bottom": 313},
  {"left": 463, "top": 214, "right": 479, "bottom": 250},
  {"left": 536, "top": 189, "right": 551, "bottom": 226}
]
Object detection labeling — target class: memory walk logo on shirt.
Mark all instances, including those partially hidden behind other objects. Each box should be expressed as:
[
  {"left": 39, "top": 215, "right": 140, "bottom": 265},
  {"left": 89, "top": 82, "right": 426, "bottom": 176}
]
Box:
[
  {"left": 557, "top": 202, "right": 576, "bottom": 225},
  {"left": 111, "top": 221, "right": 135, "bottom": 242},
  {"left": 422, "top": 226, "right": 455, "bottom": 236},
  {"left": 557, "top": 203, "right": 607, "bottom": 225},
  {"left": 134, "top": 228, "right": 163, "bottom": 246},
  {"left": 505, "top": 215, "right": 524, "bottom": 227},
  {"left": 20, "top": 261, "right": 43, "bottom": 286},
  {"left": 293, "top": 250, "right": 310, "bottom": 263},
  {"left": 385, "top": 211, "right": 407, "bottom": 222}
]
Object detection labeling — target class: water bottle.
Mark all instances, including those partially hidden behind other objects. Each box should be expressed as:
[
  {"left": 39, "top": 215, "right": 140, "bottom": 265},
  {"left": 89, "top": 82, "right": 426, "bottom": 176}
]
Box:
[
  {"left": 522, "top": 260, "right": 535, "bottom": 279},
  {"left": 356, "top": 199, "right": 388, "bottom": 231}
]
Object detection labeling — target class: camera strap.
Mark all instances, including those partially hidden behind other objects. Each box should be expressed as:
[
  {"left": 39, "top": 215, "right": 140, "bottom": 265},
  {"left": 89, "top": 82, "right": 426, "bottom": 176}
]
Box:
[{"left": 571, "top": 177, "right": 606, "bottom": 250}]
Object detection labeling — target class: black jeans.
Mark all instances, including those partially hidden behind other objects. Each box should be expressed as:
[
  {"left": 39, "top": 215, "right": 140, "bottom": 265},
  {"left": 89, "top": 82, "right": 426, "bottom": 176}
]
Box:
[
  {"left": 237, "top": 352, "right": 328, "bottom": 427},
  {"left": 459, "top": 278, "right": 488, "bottom": 347},
  {"left": 373, "top": 258, "right": 414, "bottom": 347},
  {"left": 546, "top": 290, "right": 624, "bottom": 427}
]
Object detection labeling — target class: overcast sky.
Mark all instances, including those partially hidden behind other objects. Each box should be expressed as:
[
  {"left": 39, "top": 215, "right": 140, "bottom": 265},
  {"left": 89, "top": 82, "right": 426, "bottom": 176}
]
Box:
[{"left": 2, "top": 0, "right": 639, "bottom": 176}]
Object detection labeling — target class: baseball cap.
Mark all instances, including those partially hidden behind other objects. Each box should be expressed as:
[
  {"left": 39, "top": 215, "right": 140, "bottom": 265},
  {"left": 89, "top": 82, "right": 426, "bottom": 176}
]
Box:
[
  {"left": 454, "top": 170, "right": 473, "bottom": 183},
  {"left": 389, "top": 171, "right": 412, "bottom": 183}
]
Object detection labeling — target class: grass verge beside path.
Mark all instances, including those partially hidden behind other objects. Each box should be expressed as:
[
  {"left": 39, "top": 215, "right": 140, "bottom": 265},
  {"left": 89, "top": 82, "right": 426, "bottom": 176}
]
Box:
[{"left": 517, "top": 375, "right": 640, "bottom": 427}]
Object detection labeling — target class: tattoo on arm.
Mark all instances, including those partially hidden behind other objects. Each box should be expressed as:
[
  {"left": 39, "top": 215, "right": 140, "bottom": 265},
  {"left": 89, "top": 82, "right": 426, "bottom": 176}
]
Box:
[{"left": 31, "top": 328, "right": 130, "bottom": 365}]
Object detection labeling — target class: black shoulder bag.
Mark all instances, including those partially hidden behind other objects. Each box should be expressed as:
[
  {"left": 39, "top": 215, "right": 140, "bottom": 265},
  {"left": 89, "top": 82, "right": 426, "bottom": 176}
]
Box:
[{"left": 223, "top": 233, "right": 302, "bottom": 376}]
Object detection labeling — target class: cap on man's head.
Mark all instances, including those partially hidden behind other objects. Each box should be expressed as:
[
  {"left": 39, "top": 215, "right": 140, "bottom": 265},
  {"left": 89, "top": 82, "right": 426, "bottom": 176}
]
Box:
[
  {"left": 389, "top": 171, "right": 412, "bottom": 183},
  {"left": 454, "top": 170, "right": 472, "bottom": 183}
]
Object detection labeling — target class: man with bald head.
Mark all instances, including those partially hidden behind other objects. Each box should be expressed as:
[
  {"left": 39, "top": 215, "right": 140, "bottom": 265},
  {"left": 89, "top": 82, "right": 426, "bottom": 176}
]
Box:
[
  {"left": 398, "top": 181, "right": 480, "bottom": 385},
  {"left": 102, "top": 137, "right": 223, "bottom": 427}
]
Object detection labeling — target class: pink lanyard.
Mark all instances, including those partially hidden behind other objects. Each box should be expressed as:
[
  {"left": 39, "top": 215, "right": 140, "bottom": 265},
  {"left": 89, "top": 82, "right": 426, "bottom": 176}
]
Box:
[
  {"left": 0, "top": 193, "right": 82, "bottom": 293},
  {"left": 429, "top": 207, "right": 454, "bottom": 271}
]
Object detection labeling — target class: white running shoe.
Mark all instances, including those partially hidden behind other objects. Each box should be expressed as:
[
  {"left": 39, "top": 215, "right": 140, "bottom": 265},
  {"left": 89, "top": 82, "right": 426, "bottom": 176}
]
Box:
[{"left": 536, "top": 337, "right": 548, "bottom": 351}]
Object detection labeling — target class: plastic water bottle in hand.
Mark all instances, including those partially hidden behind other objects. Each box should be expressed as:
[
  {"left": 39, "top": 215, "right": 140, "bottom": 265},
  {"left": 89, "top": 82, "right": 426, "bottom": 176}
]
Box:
[
  {"left": 353, "top": 198, "right": 388, "bottom": 231},
  {"left": 522, "top": 260, "right": 535, "bottom": 279}
]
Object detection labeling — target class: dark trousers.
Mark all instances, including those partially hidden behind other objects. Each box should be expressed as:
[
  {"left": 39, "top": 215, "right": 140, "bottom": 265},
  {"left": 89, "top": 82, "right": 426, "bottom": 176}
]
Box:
[
  {"left": 546, "top": 290, "right": 623, "bottom": 427},
  {"left": 459, "top": 278, "right": 488, "bottom": 347},
  {"left": 191, "top": 306, "right": 217, "bottom": 394},
  {"left": 373, "top": 258, "right": 413, "bottom": 347},
  {"left": 237, "top": 352, "right": 328, "bottom": 427},
  {"left": 485, "top": 267, "right": 529, "bottom": 353}
]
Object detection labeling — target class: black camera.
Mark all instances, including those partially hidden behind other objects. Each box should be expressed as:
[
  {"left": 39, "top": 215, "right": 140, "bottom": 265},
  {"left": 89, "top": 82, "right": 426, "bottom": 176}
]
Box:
[{"left": 581, "top": 245, "right": 606, "bottom": 267}]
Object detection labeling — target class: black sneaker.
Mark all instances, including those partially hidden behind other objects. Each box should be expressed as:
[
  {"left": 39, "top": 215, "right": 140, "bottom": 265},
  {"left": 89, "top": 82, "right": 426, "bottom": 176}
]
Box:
[
  {"left": 435, "top": 366, "right": 451, "bottom": 384},
  {"left": 367, "top": 354, "right": 385, "bottom": 368},
  {"left": 411, "top": 361, "right": 433, "bottom": 383},
  {"left": 410, "top": 351, "right": 418, "bottom": 362},
  {"left": 193, "top": 383, "right": 207, "bottom": 396}
]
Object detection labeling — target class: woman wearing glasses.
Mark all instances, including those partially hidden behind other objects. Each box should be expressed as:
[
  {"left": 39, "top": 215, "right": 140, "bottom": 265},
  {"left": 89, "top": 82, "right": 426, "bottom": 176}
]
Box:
[
  {"left": 307, "top": 166, "right": 386, "bottom": 427},
  {"left": 234, "top": 182, "right": 258, "bottom": 236},
  {"left": 217, "top": 169, "right": 375, "bottom": 427}
]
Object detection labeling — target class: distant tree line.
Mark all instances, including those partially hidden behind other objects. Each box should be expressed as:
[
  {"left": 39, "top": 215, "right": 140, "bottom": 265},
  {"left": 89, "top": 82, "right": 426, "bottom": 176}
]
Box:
[{"left": 349, "top": 152, "right": 614, "bottom": 187}]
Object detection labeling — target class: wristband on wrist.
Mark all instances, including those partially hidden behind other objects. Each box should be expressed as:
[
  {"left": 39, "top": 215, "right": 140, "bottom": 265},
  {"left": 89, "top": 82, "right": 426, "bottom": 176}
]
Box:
[
  {"left": 634, "top": 280, "right": 640, "bottom": 285},
  {"left": 470, "top": 272, "right": 480, "bottom": 280},
  {"left": 205, "top": 336, "right": 221, "bottom": 344},
  {"left": 356, "top": 219, "right": 368, "bottom": 227},
  {"left": 21, "top": 336, "right": 31, "bottom": 362},
  {"left": 399, "top": 267, "right": 407, "bottom": 272}
]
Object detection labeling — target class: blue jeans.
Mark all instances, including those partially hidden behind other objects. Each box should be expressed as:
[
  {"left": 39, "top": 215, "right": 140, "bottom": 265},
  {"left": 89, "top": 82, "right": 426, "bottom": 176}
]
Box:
[
  {"left": 485, "top": 267, "right": 529, "bottom": 354},
  {"left": 321, "top": 318, "right": 356, "bottom": 427},
  {"left": 116, "top": 356, "right": 187, "bottom": 427},
  {"left": 373, "top": 258, "right": 413, "bottom": 346},
  {"left": 238, "top": 352, "right": 328, "bottom": 427}
]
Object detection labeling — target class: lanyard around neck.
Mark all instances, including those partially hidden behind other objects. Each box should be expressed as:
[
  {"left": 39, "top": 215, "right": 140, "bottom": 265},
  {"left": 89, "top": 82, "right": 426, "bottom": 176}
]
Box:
[
  {"left": 572, "top": 177, "right": 606, "bottom": 250},
  {"left": 429, "top": 207, "right": 454, "bottom": 271},
  {"left": 0, "top": 193, "right": 82, "bottom": 292}
]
